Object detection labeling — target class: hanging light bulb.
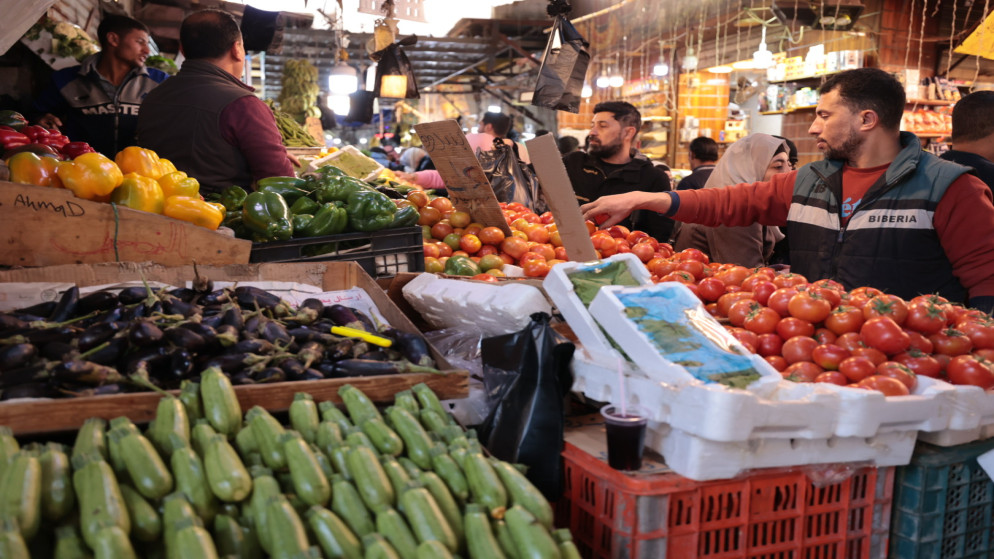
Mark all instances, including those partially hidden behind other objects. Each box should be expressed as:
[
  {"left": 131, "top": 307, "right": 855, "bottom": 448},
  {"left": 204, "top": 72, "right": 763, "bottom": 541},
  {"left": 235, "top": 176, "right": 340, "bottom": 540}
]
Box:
[
  {"left": 329, "top": 61, "right": 358, "bottom": 95},
  {"left": 595, "top": 59, "right": 611, "bottom": 88},
  {"left": 752, "top": 26, "right": 774, "bottom": 70},
  {"left": 609, "top": 53, "right": 624, "bottom": 88},
  {"left": 653, "top": 40, "right": 669, "bottom": 76},
  {"left": 581, "top": 83, "right": 593, "bottom": 98},
  {"left": 682, "top": 47, "right": 698, "bottom": 72}
]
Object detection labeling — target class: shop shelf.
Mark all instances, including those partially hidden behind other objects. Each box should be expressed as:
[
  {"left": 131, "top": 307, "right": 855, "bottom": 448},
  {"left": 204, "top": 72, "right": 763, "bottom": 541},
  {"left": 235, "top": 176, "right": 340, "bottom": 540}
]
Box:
[
  {"left": 889, "top": 438, "right": 994, "bottom": 559},
  {"left": 249, "top": 226, "right": 424, "bottom": 278},
  {"left": 557, "top": 442, "right": 894, "bottom": 559}
]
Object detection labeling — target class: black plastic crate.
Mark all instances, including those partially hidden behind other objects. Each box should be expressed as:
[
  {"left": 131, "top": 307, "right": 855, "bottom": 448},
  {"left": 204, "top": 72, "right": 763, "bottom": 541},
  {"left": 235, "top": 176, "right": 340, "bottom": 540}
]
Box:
[{"left": 249, "top": 226, "right": 424, "bottom": 278}]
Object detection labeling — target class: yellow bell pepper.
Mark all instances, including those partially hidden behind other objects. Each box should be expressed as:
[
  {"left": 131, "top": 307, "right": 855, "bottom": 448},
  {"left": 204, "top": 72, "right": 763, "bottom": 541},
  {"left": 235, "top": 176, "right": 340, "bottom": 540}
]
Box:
[
  {"left": 115, "top": 146, "right": 165, "bottom": 179},
  {"left": 56, "top": 152, "right": 124, "bottom": 200},
  {"left": 163, "top": 195, "right": 224, "bottom": 230},
  {"left": 205, "top": 201, "right": 227, "bottom": 219},
  {"left": 159, "top": 157, "right": 178, "bottom": 175},
  {"left": 7, "top": 152, "right": 62, "bottom": 188},
  {"left": 110, "top": 172, "right": 165, "bottom": 214},
  {"left": 158, "top": 171, "right": 200, "bottom": 198}
]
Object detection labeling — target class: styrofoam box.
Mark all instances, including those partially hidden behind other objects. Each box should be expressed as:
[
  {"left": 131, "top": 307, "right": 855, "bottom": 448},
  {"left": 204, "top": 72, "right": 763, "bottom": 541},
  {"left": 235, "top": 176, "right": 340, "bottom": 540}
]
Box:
[
  {"left": 572, "top": 346, "right": 841, "bottom": 442},
  {"left": 647, "top": 421, "right": 918, "bottom": 481},
  {"left": 588, "top": 282, "right": 781, "bottom": 395},
  {"left": 542, "top": 253, "right": 652, "bottom": 361},
  {"left": 816, "top": 375, "right": 954, "bottom": 437},
  {"left": 305, "top": 145, "right": 385, "bottom": 182},
  {"left": 402, "top": 273, "right": 551, "bottom": 336},
  {"left": 917, "top": 381, "right": 994, "bottom": 446}
]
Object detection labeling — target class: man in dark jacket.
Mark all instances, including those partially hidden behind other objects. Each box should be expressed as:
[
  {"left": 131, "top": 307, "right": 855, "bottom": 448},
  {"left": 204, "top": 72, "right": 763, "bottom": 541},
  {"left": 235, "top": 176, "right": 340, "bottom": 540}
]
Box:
[
  {"left": 564, "top": 100, "right": 673, "bottom": 243},
  {"left": 137, "top": 9, "right": 294, "bottom": 195},
  {"left": 34, "top": 15, "right": 169, "bottom": 157},
  {"left": 940, "top": 90, "right": 994, "bottom": 193},
  {"left": 676, "top": 136, "right": 718, "bottom": 191}
]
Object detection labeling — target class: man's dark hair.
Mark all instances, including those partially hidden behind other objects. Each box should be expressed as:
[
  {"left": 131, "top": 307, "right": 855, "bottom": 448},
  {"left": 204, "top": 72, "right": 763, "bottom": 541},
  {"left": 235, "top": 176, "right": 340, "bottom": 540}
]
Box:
[
  {"left": 689, "top": 136, "right": 719, "bottom": 162},
  {"left": 181, "top": 9, "right": 242, "bottom": 60},
  {"left": 593, "top": 101, "right": 641, "bottom": 130},
  {"left": 558, "top": 135, "right": 580, "bottom": 154},
  {"left": 819, "top": 68, "right": 906, "bottom": 130},
  {"left": 481, "top": 112, "right": 512, "bottom": 137},
  {"left": 97, "top": 14, "right": 149, "bottom": 47},
  {"left": 772, "top": 135, "right": 798, "bottom": 166},
  {"left": 951, "top": 90, "right": 994, "bottom": 142}
]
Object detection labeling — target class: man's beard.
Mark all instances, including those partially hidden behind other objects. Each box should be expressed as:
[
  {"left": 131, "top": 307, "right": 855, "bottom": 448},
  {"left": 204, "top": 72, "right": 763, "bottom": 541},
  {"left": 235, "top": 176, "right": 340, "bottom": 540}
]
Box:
[
  {"left": 589, "top": 138, "right": 623, "bottom": 159},
  {"left": 823, "top": 129, "right": 862, "bottom": 161}
]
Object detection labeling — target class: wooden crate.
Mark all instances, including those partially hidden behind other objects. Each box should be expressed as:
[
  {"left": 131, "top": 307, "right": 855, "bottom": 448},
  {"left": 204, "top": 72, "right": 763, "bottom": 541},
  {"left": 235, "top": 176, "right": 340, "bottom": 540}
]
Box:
[
  {"left": 0, "top": 261, "right": 467, "bottom": 435},
  {"left": 0, "top": 181, "right": 251, "bottom": 267}
]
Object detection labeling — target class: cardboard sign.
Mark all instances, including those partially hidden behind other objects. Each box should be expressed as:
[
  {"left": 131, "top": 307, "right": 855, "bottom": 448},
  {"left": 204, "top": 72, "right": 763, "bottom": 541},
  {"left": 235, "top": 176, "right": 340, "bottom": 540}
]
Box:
[
  {"left": 305, "top": 116, "right": 325, "bottom": 145},
  {"left": 413, "top": 120, "right": 512, "bottom": 235},
  {"left": 525, "top": 134, "right": 598, "bottom": 262}
]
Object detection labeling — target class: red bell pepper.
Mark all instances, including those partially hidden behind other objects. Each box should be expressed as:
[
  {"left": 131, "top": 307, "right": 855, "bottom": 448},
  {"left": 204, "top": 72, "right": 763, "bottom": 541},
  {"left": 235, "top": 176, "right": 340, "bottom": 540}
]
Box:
[
  {"left": 20, "top": 125, "right": 49, "bottom": 142},
  {"left": 0, "top": 128, "right": 30, "bottom": 150},
  {"left": 60, "top": 141, "right": 96, "bottom": 159}
]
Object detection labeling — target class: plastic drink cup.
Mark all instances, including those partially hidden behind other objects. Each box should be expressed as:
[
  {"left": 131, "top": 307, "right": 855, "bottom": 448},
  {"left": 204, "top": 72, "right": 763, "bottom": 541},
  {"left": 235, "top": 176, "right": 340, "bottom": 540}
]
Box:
[{"left": 601, "top": 405, "right": 648, "bottom": 471}]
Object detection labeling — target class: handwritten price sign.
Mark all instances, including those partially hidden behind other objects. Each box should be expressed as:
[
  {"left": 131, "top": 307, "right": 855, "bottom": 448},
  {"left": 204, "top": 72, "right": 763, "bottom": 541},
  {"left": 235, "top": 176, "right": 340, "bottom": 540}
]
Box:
[{"left": 414, "top": 120, "right": 512, "bottom": 235}]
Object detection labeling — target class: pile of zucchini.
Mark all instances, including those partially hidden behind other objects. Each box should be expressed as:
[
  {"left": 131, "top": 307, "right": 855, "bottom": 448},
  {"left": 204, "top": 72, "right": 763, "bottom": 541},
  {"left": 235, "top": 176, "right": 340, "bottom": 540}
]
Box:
[{"left": 0, "top": 378, "right": 578, "bottom": 558}]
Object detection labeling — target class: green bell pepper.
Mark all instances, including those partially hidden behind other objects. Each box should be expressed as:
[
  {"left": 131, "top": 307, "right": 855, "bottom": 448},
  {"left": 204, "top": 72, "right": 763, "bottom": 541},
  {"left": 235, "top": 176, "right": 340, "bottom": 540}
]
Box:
[
  {"left": 289, "top": 196, "right": 321, "bottom": 215},
  {"left": 301, "top": 203, "right": 348, "bottom": 237},
  {"left": 242, "top": 190, "right": 293, "bottom": 241},
  {"left": 292, "top": 214, "right": 313, "bottom": 235},
  {"left": 444, "top": 255, "right": 481, "bottom": 276},
  {"left": 388, "top": 205, "right": 419, "bottom": 229},
  {"left": 314, "top": 175, "right": 374, "bottom": 203},
  {"left": 257, "top": 176, "right": 309, "bottom": 205},
  {"left": 346, "top": 190, "right": 397, "bottom": 232},
  {"left": 219, "top": 185, "right": 248, "bottom": 212}
]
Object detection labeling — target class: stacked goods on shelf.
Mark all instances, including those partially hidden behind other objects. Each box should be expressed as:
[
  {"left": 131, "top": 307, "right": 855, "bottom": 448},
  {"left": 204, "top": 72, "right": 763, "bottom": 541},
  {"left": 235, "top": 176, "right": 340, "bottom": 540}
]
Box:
[
  {"left": 0, "top": 382, "right": 574, "bottom": 558},
  {"left": 902, "top": 108, "right": 952, "bottom": 136},
  {"left": 276, "top": 59, "right": 320, "bottom": 124}
]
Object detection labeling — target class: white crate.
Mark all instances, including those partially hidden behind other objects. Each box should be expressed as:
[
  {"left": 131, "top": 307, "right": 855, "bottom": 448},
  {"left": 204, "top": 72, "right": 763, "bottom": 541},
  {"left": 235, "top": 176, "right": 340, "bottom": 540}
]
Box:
[
  {"left": 647, "top": 422, "right": 918, "bottom": 481},
  {"left": 917, "top": 380, "right": 994, "bottom": 446},
  {"left": 818, "top": 376, "right": 953, "bottom": 437},
  {"left": 305, "top": 145, "right": 384, "bottom": 182},
  {"left": 572, "top": 347, "right": 841, "bottom": 442},
  {"left": 542, "top": 253, "right": 652, "bottom": 360},
  {"left": 587, "top": 282, "right": 781, "bottom": 394}
]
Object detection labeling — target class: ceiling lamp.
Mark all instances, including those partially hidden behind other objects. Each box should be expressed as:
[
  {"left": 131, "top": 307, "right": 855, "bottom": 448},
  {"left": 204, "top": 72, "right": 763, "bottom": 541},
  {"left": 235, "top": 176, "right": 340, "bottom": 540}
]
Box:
[
  {"left": 731, "top": 60, "right": 757, "bottom": 70},
  {"left": 707, "top": 65, "right": 734, "bottom": 74},
  {"left": 771, "top": 1, "right": 864, "bottom": 31},
  {"left": 653, "top": 40, "right": 669, "bottom": 76},
  {"left": 608, "top": 68, "right": 624, "bottom": 88},
  {"left": 682, "top": 47, "right": 698, "bottom": 72},
  {"left": 752, "top": 26, "right": 774, "bottom": 69},
  {"left": 328, "top": 61, "right": 358, "bottom": 95},
  {"left": 581, "top": 83, "right": 593, "bottom": 98},
  {"left": 595, "top": 60, "right": 611, "bottom": 88}
]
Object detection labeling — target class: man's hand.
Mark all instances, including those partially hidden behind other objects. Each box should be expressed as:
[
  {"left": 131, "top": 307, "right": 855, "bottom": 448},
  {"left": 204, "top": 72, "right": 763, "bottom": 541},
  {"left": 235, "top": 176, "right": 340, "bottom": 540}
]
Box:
[
  {"left": 581, "top": 191, "right": 670, "bottom": 228},
  {"left": 286, "top": 152, "right": 301, "bottom": 168},
  {"left": 36, "top": 113, "right": 62, "bottom": 131},
  {"left": 394, "top": 171, "right": 416, "bottom": 183}
]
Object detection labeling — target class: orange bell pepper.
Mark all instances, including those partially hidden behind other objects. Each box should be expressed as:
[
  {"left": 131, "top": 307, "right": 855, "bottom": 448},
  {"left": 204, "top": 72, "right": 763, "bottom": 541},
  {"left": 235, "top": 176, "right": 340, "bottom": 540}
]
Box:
[
  {"left": 56, "top": 152, "right": 124, "bottom": 200},
  {"left": 159, "top": 157, "right": 178, "bottom": 175},
  {"left": 158, "top": 171, "right": 200, "bottom": 198},
  {"left": 163, "top": 195, "right": 224, "bottom": 230},
  {"left": 7, "top": 152, "right": 62, "bottom": 188},
  {"left": 115, "top": 146, "right": 165, "bottom": 179},
  {"left": 110, "top": 172, "right": 165, "bottom": 214}
]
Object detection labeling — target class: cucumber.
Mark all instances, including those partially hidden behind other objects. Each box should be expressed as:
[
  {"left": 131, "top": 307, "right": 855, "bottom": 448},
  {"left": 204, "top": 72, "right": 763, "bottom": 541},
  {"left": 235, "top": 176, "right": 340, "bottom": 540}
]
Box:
[
  {"left": 411, "top": 384, "right": 449, "bottom": 420},
  {"left": 290, "top": 393, "right": 320, "bottom": 444},
  {"left": 418, "top": 471, "right": 464, "bottom": 549},
  {"left": 363, "top": 533, "right": 402, "bottom": 559},
  {"left": 430, "top": 444, "right": 468, "bottom": 502},
  {"left": 171, "top": 518, "right": 219, "bottom": 559},
  {"left": 247, "top": 468, "right": 282, "bottom": 555},
  {"left": 393, "top": 390, "right": 420, "bottom": 415},
  {"left": 204, "top": 434, "right": 252, "bottom": 502},
  {"left": 179, "top": 380, "right": 204, "bottom": 422},
  {"left": 53, "top": 524, "right": 89, "bottom": 559},
  {"left": 503, "top": 506, "right": 560, "bottom": 559},
  {"left": 489, "top": 459, "right": 553, "bottom": 530},
  {"left": 150, "top": 396, "right": 190, "bottom": 458},
  {"left": 91, "top": 525, "right": 137, "bottom": 559},
  {"left": 319, "top": 402, "right": 354, "bottom": 433},
  {"left": 415, "top": 540, "right": 455, "bottom": 559},
  {"left": 552, "top": 529, "right": 582, "bottom": 559},
  {"left": 346, "top": 444, "right": 395, "bottom": 511},
  {"left": 331, "top": 474, "right": 375, "bottom": 538},
  {"left": 0, "top": 451, "right": 41, "bottom": 539},
  {"left": 191, "top": 420, "right": 218, "bottom": 458},
  {"left": 283, "top": 433, "right": 331, "bottom": 507},
  {"left": 120, "top": 484, "right": 162, "bottom": 543},
  {"left": 265, "top": 496, "right": 309, "bottom": 559},
  {"left": 0, "top": 517, "right": 28, "bottom": 559},
  {"left": 39, "top": 442, "right": 74, "bottom": 521},
  {"left": 316, "top": 421, "right": 344, "bottom": 455},
  {"left": 247, "top": 406, "right": 287, "bottom": 470},
  {"left": 71, "top": 418, "right": 106, "bottom": 462},
  {"left": 398, "top": 485, "right": 458, "bottom": 553},
  {"left": 171, "top": 436, "right": 219, "bottom": 523},
  {"left": 339, "top": 384, "right": 383, "bottom": 424},
  {"left": 464, "top": 450, "right": 507, "bottom": 520},
  {"left": 465, "top": 503, "right": 507, "bottom": 559},
  {"left": 108, "top": 427, "right": 173, "bottom": 500},
  {"left": 307, "top": 505, "right": 363, "bottom": 559},
  {"left": 381, "top": 456, "right": 414, "bottom": 498},
  {"left": 200, "top": 367, "right": 242, "bottom": 438},
  {"left": 375, "top": 507, "right": 420, "bottom": 559},
  {"left": 72, "top": 454, "right": 130, "bottom": 548},
  {"left": 361, "top": 417, "right": 404, "bottom": 457},
  {"left": 385, "top": 406, "right": 434, "bottom": 470}
]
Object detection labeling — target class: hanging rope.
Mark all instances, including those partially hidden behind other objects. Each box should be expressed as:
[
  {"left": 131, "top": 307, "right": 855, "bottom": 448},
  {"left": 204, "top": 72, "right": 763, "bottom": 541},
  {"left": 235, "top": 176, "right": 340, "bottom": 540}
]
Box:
[
  {"left": 972, "top": 0, "right": 991, "bottom": 90},
  {"left": 946, "top": 0, "right": 957, "bottom": 79},
  {"left": 904, "top": 0, "right": 915, "bottom": 71}
]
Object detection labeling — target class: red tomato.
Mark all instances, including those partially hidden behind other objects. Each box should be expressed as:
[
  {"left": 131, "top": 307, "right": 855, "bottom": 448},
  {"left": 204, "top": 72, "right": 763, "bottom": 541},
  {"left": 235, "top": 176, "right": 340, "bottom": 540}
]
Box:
[
  {"left": 784, "top": 361, "right": 824, "bottom": 382},
  {"left": 839, "top": 356, "right": 878, "bottom": 383},
  {"left": 856, "top": 375, "right": 911, "bottom": 396},
  {"left": 904, "top": 329, "right": 935, "bottom": 354},
  {"left": 787, "top": 291, "right": 833, "bottom": 323},
  {"left": 836, "top": 332, "right": 865, "bottom": 353},
  {"left": 904, "top": 302, "right": 948, "bottom": 336},
  {"left": 813, "top": 328, "right": 838, "bottom": 345},
  {"left": 676, "top": 248, "right": 709, "bottom": 263},
  {"left": 630, "top": 241, "right": 655, "bottom": 263},
  {"left": 714, "top": 265, "right": 750, "bottom": 287},
  {"left": 877, "top": 361, "right": 918, "bottom": 391},
  {"left": 660, "top": 271, "right": 696, "bottom": 284},
  {"left": 773, "top": 272, "right": 809, "bottom": 289},
  {"left": 811, "top": 278, "right": 846, "bottom": 293},
  {"left": 751, "top": 281, "right": 777, "bottom": 306},
  {"left": 744, "top": 306, "right": 781, "bottom": 335},
  {"left": 825, "top": 305, "right": 865, "bottom": 336},
  {"left": 766, "top": 355, "right": 788, "bottom": 371},
  {"left": 860, "top": 316, "right": 911, "bottom": 355},
  {"left": 676, "top": 259, "right": 706, "bottom": 280},
  {"left": 647, "top": 257, "right": 676, "bottom": 277},
  {"left": 815, "top": 371, "right": 849, "bottom": 386},
  {"left": 945, "top": 354, "right": 994, "bottom": 389},
  {"left": 958, "top": 318, "right": 994, "bottom": 350},
  {"left": 782, "top": 335, "right": 819, "bottom": 364},
  {"left": 470, "top": 273, "right": 499, "bottom": 283},
  {"left": 697, "top": 277, "right": 726, "bottom": 302},
  {"left": 756, "top": 333, "right": 785, "bottom": 357},
  {"left": 811, "top": 344, "right": 851, "bottom": 371},
  {"left": 776, "top": 317, "right": 815, "bottom": 340},
  {"left": 894, "top": 349, "right": 943, "bottom": 378},
  {"left": 806, "top": 285, "right": 842, "bottom": 308},
  {"left": 976, "top": 349, "right": 994, "bottom": 361},
  {"left": 727, "top": 327, "right": 759, "bottom": 354},
  {"left": 716, "top": 291, "right": 755, "bottom": 317},
  {"left": 741, "top": 273, "right": 771, "bottom": 292},
  {"left": 521, "top": 259, "right": 551, "bottom": 277},
  {"left": 767, "top": 287, "right": 799, "bottom": 317},
  {"left": 626, "top": 230, "right": 649, "bottom": 245},
  {"left": 929, "top": 328, "right": 974, "bottom": 357},
  {"left": 853, "top": 346, "right": 888, "bottom": 366},
  {"left": 862, "top": 294, "right": 909, "bottom": 326}
]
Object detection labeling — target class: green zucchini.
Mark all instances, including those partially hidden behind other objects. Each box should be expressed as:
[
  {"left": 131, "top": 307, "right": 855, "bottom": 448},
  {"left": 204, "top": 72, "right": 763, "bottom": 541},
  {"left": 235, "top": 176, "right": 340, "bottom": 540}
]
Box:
[
  {"left": 331, "top": 474, "right": 375, "bottom": 538},
  {"left": 119, "top": 484, "right": 162, "bottom": 543},
  {"left": 552, "top": 529, "right": 582, "bottom": 559},
  {"left": 311, "top": 443, "right": 336, "bottom": 480},
  {"left": 290, "top": 393, "right": 320, "bottom": 444},
  {"left": 316, "top": 421, "right": 344, "bottom": 454},
  {"left": 71, "top": 418, "right": 106, "bottom": 462},
  {"left": 91, "top": 525, "right": 137, "bottom": 559},
  {"left": 200, "top": 367, "right": 242, "bottom": 438},
  {"left": 489, "top": 459, "right": 553, "bottom": 530},
  {"left": 339, "top": 384, "right": 382, "bottom": 424},
  {"left": 411, "top": 384, "right": 449, "bottom": 420},
  {"left": 319, "top": 402, "right": 354, "bottom": 433},
  {"left": 415, "top": 540, "right": 454, "bottom": 559},
  {"left": 0, "top": 427, "right": 19, "bottom": 473},
  {"left": 393, "top": 390, "right": 420, "bottom": 416},
  {"left": 192, "top": 419, "right": 218, "bottom": 458},
  {"left": 491, "top": 520, "right": 519, "bottom": 559},
  {"left": 0, "top": 450, "right": 41, "bottom": 539},
  {"left": 265, "top": 496, "right": 309, "bottom": 559},
  {"left": 326, "top": 441, "right": 352, "bottom": 481},
  {"left": 307, "top": 505, "right": 362, "bottom": 559},
  {"left": 212, "top": 513, "right": 245, "bottom": 557},
  {"left": 150, "top": 396, "right": 190, "bottom": 458},
  {"left": 381, "top": 456, "right": 414, "bottom": 498},
  {"left": 346, "top": 444, "right": 395, "bottom": 511},
  {"left": 398, "top": 457, "right": 423, "bottom": 479},
  {"left": 108, "top": 426, "right": 173, "bottom": 500},
  {"left": 361, "top": 417, "right": 405, "bottom": 457},
  {"left": 179, "top": 380, "right": 204, "bottom": 422},
  {"left": 204, "top": 434, "right": 252, "bottom": 502},
  {"left": 72, "top": 453, "right": 129, "bottom": 548},
  {"left": 162, "top": 493, "right": 200, "bottom": 552},
  {"left": 171, "top": 435, "right": 219, "bottom": 523},
  {"left": 247, "top": 468, "right": 281, "bottom": 555},
  {"left": 418, "top": 471, "right": 464, "bottom": 549},
  {"left": 385, "top": 406, "right": 434, "bottom": 470},
  {"left": 39, "top": 442, "right": 74, "bottom": 521},
  {"left": 53, "top": 524, "right": 90, "bottom": 559},
  {"left": 503, "top": 506, "right": 560, "bottom": 559},
  {"left": 235, "top": 422, "right": 260, "bottom": 457},
  {"left": 398, "top": 485, "right": 458, "bottom": 553},
  {"left": 364, "top": 533, "right": 403, "bottom": 559},
  {"left": 171, "top": 518, "right": 219, "bottom": 559},
  {"left": 375, "top": 507, "right": 420, "bottom": 559},
  {"left": 463, "top": 450, "right": 507, "bottom": 520},
  {"left": 247, "top": 406, "right": 287, "bottom": 470},
  {"left": 465, "top": 503, "right": 507, "bottom": 559},
  {"left": 0, "top": 517, "right": 28, "bottom": 559},
  {"left": 430, "top": 444, "right": 468, "bottom": 503},
  {"left": 418, "top": 409, "right": 451, "bottom": 442},
  {"left": 284, "top": 433, "right": 331, "bottom": 506},
  {"left": 106, "top": 419, "right": 137, "bottom": 480}
]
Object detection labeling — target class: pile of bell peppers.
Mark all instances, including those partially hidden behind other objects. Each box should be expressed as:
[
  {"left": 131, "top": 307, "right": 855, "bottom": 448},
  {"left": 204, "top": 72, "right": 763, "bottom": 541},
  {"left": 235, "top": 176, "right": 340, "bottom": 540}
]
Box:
[{"left": 217, "top": 164, "right": 420, "bottom": 243}]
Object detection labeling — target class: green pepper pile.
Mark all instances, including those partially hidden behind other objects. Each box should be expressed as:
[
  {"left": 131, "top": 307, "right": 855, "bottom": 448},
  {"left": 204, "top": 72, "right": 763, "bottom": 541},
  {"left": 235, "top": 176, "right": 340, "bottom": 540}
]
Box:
[{"left": 216, "top": 166, "right": 420, "bottom": 243}]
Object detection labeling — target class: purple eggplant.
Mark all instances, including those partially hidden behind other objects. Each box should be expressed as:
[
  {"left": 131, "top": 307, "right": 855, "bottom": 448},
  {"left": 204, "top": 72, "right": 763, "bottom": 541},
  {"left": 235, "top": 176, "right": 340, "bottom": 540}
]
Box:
[
  {"left": 161, "top": 295, "right": 201, "bottom": 318},
  {"left": 76, "top": 291, "right": 119, "bottom": 315},
  {"left": 2, "top": 382, "right": 59, "bottom": 400},
  {"left": 380, "top": 327, "right": 435, "bottom": 367},
  {"left": 129, "top": 321, "right": 164, "bottom": 347},
  {"left": 14, "top": 300, "right": 57, "bottom": 318},
  {"left": 251, "top": 366, "right": 286, "bottom": 383},
  {"left": 41, "top": 341, "right": 75, "bottom": 361},
  {"left": 0, "top": 343, "right": 38, "bottom": 369},
  {"left": 77, "top": 322, "right": 123, "bottom": 351},
  {"left": 324, "top": 304, "right": 367, "bottom": 331},
  {"left": 329, "top": 359, "right": 442, "bottom": 378},
  {"left": 117, "top": 286, "right": 150, "bottom": 305},
  {"left": 260, "top": 320, "right": 292, "bottom": 345},
  {"left": 86, "top": 337, "right": 128, "bottom": 366}
]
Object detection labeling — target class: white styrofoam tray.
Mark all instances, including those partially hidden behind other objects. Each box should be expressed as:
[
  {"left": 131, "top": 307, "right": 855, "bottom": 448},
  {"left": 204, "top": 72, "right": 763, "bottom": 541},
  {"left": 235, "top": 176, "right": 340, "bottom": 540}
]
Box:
[
  {"left": 572, "top": 346, "right": 841, "bottom": 442},
  {"left": 542, "top": 253, "right": 652, "bottom": 360},
  {"left": 817, "top": 375, "right": 954, "bottom": 437},
  {"left": 588, "top": 282, "right": 781, "bottom": 395},
  {"left": 646, "top": 421, "right": 918, "bottom": 481},
  {"left": 917, "top": 380, "right": 994, "bottom": 446}
]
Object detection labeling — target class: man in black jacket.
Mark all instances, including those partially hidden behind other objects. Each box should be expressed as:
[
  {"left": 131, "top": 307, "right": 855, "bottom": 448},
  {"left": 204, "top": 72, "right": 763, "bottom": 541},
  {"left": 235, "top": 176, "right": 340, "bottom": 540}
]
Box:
[
  {"left": 676, "top": 136, "right": 718, "bottom": 191},
  {"left": 940, "top": 90, "right": 994, "bottom": 193},
  {"left": 564, "top": 100, "right": 673, "bottom": 242}
]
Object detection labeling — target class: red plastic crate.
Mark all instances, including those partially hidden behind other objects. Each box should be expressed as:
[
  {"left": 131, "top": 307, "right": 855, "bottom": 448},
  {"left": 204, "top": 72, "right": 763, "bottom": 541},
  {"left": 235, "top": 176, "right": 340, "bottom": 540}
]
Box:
[{"left": 557, "top": 442, "right": 894, "bottom": 559}]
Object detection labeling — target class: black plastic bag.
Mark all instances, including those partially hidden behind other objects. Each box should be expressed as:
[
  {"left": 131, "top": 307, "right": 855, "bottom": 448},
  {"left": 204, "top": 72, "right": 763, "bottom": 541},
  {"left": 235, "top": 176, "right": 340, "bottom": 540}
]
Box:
[
  {"left": 531, "top": 12, "right": 590, "bottom": 113},
  {"left": 241, "top": 5, "right": 283, "bottom": 53},
  {"left": 372, "top": 36, "right": 420, "bottom": 99},
  {"left": 475, "top": 138, "right": 544, "bottom": 211},
  {"left": 347, "top": 90, "right": 376, "bottom": 124},
  {"left": 477, "top": 312, "right": 575, "bottom": 501}
]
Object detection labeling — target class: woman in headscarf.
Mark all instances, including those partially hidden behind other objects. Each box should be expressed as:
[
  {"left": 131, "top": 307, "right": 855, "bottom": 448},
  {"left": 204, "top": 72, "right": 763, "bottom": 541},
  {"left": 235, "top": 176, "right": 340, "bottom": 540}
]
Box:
[{"left": 673, "top": 133, "right": 792, "bottom": 267}]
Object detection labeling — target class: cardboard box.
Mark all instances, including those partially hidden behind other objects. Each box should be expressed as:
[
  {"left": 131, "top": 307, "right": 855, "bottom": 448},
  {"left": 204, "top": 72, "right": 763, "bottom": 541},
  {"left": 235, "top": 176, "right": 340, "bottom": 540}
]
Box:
[{"left": 0, "top": 261, "right": 467, "bottom": 435}]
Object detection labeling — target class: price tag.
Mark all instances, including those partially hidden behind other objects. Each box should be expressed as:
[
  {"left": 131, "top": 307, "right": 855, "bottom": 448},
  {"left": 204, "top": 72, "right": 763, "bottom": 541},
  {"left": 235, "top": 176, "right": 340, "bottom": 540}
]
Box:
[{"left": 304, "top": 117, "right": 325, "bottom": 145}]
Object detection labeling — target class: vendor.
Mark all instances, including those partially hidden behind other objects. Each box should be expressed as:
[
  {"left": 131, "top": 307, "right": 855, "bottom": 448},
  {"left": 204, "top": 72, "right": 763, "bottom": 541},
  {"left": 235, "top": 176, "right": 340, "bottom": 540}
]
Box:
[{"left": 137, "top": 9, "right": 294, "bottom": 195}]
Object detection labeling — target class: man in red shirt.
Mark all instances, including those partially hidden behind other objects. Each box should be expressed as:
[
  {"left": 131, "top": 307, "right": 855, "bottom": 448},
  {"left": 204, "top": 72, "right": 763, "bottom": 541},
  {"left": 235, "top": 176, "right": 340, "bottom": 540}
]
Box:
[{"left": 581, "top": 68, "right": 994, "bottom": 313}]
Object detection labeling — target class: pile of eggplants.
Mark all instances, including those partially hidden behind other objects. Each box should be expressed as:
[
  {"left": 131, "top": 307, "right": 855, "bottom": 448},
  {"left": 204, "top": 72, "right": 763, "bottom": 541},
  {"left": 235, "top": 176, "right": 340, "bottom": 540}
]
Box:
[{"left": 0, "top": 282, "right": 443, "bottom": 401}]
